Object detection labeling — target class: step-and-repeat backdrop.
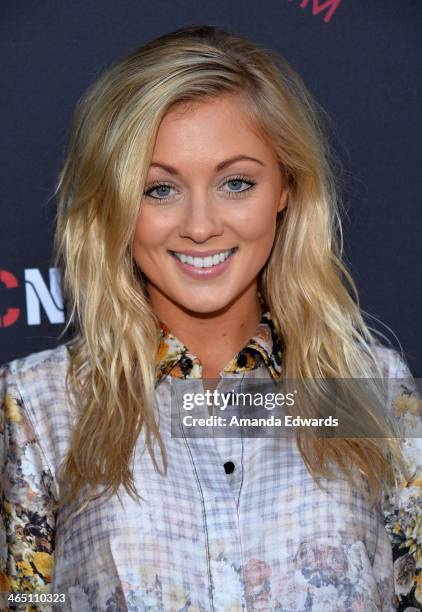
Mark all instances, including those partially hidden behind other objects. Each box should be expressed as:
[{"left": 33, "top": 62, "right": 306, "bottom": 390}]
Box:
[{"left": 1, "top": 1, "right": 421, "bottom": 375}]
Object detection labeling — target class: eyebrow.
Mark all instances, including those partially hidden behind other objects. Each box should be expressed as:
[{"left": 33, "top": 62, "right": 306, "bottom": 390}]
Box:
[{"left": 149, "top": 154, "right": 265, "bottom": 175}]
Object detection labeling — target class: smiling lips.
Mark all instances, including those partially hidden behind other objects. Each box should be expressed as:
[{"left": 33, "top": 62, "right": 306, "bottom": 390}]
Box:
[
  {"left": 171, "top": 248, "right": 236, "bottom": 268},
  {"left": 169, "top": 247, "right": 238, "bottom": 278}
]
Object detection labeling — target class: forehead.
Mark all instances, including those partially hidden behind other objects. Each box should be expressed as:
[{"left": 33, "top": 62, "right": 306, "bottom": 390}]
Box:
[{"left": 153, "top": 94, "right": 275, "bottom": 161}]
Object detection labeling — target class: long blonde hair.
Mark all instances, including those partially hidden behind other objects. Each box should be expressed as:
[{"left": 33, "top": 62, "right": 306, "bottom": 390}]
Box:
[{"left": 53, "top": 25, "right": 409, "bottom": 511}]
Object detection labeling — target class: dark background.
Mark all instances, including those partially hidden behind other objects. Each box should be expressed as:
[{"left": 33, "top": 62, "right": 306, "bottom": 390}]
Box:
[{"left": 1, "top": 1, "right": 421, "bottom": 375}]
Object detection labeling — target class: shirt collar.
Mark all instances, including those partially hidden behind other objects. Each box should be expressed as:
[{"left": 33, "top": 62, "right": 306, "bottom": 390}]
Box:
[{"left": 154, "top": 307, "right": 283, "bottom": 386}]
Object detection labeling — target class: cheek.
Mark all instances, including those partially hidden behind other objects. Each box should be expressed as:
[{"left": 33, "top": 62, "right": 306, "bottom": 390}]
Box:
[
  {"left": 234, "top": 204, "right": 278, "bottom": 244},
  {"left": 133, "top": 209, "right": 172, "bottom": 255}
]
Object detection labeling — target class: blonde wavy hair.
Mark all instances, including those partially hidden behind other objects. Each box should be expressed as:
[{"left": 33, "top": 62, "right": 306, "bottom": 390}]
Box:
[{"left": 53, "top": 24, "right": 409, "bottom": 512}]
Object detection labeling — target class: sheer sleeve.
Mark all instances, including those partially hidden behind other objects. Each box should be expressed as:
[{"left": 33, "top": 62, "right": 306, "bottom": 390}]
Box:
[
  {"left": 0, "top": 363, "right": 56, "bottom": 611},
  {"left": 379, "top": 350, "right": 422, "bottom": 611}
]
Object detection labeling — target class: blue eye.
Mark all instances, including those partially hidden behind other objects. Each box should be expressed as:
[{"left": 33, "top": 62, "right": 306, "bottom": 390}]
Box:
[
  {"left": 153, "top": 185, "right": 171, "bottom": 197},
  {"left": 223, "top": 176, "right": 256, "bottom": 198},
  {"left": 144, "top": 183, "right": 175, "bottom": 201},
  {"left": 227, "top": 179, "right": 247, "bottom": 191}
]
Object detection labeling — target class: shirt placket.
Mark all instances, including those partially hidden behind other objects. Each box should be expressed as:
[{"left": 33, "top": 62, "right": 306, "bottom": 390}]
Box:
[
  {"left": 172, "top": 377, "right": 247, "bottom": 612},
  {"left": 211, "top": 376, "right": 245, "bottom": 510}
]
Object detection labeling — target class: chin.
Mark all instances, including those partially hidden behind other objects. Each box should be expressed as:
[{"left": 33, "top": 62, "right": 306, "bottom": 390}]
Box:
[
  {"left": 183, "top": 301, "right": 230, "bottom": 315},
  {"left": 176, "top": 294, "right": 234, "bottom": 315}
]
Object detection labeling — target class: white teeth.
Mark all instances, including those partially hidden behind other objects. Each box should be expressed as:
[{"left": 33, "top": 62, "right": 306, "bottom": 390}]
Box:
[{"left": 173, "top": 249, "right": 234, "bottom": 268}]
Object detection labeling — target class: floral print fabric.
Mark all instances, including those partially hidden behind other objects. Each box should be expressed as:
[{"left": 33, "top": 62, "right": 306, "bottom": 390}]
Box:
[
  {"left": 0, "top": 309, "right": 421, "bottom": 611},
  {"left": 0, "top": 371, "right": 56, "bottom": 609}
]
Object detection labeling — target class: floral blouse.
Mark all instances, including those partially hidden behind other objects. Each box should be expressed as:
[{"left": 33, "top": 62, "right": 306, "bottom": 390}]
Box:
[{"left": 0, "top": 309, "right": 421, "bottom": 611}]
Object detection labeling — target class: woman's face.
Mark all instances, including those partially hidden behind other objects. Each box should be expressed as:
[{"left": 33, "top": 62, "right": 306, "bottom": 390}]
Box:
[{"left": 133, "top": 94, "right": 289, "bottom": 315}]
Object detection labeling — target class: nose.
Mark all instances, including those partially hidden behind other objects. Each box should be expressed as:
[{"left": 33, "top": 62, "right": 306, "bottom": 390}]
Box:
[{"left": 178, "top": 191, "right": 223, "bottom": 243}]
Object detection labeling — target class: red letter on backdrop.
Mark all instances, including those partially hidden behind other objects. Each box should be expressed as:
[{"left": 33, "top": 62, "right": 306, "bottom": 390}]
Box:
[
  {"left": 0, "top": 270, "right": 20, "bottom": 327},
  {"left": 291, "top": 0, "right": 342, "bottom": 23}
]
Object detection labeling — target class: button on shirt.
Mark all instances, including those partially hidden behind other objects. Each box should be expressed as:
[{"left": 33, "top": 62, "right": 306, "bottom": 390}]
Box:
[
  {"left": 224, "top": 462, "right": 235, "bottom": 475},
  {"left": 1, "top": 309, "right": 421, "bottom": 611}
]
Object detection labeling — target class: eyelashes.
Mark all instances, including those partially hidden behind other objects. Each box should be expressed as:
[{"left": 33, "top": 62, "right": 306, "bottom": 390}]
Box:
[{"left": 143, "top": 175, "right": 257, "bottom": 203}]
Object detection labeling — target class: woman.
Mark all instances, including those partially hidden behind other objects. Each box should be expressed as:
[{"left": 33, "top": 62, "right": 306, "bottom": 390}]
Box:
[{"left": 1, "top": 25, "right": 421, "bottom": 612}]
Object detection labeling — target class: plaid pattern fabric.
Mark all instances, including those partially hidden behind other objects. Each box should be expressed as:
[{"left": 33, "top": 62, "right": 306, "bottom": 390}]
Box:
[{"left": 0, "top": 311, "right": 421, "bottom": 611}]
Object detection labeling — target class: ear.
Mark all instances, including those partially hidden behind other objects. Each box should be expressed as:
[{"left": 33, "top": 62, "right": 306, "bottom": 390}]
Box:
[{"left": 277, "top": 185, "right": 289, "bottom": 213}]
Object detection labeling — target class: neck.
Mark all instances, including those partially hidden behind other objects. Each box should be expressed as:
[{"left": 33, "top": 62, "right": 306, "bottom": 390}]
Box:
[{"left": 149, "top": 281, "right": 262, "bottom": 378}]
